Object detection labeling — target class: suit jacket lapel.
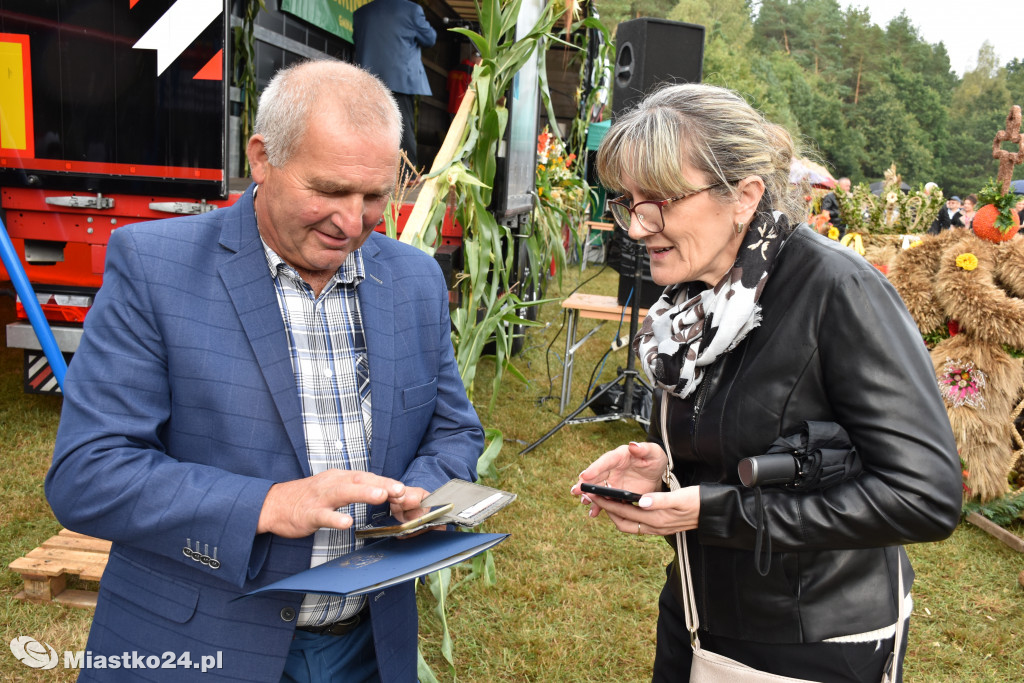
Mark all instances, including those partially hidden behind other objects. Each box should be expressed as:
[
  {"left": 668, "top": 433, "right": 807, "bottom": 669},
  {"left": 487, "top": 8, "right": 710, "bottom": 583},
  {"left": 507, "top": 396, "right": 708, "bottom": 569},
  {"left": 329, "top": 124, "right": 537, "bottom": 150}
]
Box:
[
  {"left": 358, "top": 237, "right": 395, "bottom": 475},
  {"left": 219, "top": 187, "right": 309, "bottom": 476}
]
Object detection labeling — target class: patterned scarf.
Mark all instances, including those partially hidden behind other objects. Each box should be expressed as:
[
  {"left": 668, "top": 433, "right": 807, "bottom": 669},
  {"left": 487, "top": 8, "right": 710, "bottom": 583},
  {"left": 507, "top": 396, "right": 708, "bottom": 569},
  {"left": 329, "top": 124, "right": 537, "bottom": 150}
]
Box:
[{"left": 633, "top": 210, "right": 789, "bottom": 400}]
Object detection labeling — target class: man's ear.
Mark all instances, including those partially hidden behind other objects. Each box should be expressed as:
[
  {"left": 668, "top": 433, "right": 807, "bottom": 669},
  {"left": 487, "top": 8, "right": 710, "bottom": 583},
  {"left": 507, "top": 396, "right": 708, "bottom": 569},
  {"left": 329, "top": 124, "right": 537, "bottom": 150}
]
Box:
[
  {"left": 247, "top": 135, "right": 270, "bottom": 184},
  {"left": 734, "top": 175, "right": 766, "bottom": 226}
]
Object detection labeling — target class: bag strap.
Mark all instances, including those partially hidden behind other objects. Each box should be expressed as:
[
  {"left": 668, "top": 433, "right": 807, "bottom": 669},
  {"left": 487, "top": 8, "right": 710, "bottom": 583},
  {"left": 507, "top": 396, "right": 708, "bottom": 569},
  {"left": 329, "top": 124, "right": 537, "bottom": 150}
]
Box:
[
  {"left": 660, "top": 398, "right": 701, "bottom": 649},
  {"left": 883, "top": 558, "right": 906, "bottom": 682},
  {"left": 661, "top": 396, "right": 906, "bottom": 678}
]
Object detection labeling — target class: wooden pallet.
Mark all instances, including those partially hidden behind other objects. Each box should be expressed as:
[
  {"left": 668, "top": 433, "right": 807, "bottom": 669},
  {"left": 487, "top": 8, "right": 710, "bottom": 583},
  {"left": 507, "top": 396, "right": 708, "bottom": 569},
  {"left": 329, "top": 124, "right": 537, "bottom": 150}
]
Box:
[{"left": 8, "top": 529, "right": 110, "bottom": 609}]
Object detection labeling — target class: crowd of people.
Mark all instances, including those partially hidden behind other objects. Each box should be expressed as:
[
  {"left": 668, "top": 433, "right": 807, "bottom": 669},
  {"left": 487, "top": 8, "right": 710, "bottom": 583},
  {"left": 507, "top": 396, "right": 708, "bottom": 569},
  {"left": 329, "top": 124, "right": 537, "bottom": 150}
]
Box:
[
  {"left": 926, "top": 190, "right": 1024, "bottom": 235},
  {"left": 818, "top": 181, "right": 1024, "bottom": 237},
  {"left": 927, "top": 193, "right": 978, "bottom": 234}
]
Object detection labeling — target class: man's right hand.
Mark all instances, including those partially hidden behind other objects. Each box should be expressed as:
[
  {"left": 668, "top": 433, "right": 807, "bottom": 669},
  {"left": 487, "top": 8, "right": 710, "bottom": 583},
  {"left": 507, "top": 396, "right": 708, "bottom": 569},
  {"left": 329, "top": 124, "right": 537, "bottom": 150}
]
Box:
[{"left": 257, "top": 469, "right": 406, "bottom": 537}]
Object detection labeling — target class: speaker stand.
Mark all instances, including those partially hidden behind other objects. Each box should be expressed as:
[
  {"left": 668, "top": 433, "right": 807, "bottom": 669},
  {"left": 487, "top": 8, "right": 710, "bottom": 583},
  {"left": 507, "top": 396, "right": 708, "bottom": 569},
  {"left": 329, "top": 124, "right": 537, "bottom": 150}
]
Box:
[{"left": 520, "top": 239, "right": 652, "bottom": 456}]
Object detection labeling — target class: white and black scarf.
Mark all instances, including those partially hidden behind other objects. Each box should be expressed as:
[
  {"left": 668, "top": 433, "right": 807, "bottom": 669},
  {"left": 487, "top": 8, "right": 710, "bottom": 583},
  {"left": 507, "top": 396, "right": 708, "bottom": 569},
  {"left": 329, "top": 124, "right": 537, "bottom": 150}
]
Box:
[{"left": 633, "top": 211, "right": 788, "bottom": 400}]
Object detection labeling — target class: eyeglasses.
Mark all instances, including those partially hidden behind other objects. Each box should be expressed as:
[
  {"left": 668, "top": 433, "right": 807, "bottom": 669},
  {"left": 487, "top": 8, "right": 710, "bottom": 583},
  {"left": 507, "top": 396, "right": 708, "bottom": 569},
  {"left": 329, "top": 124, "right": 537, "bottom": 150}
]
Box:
[{"left": 607, "top": 182, "right": 726, "bottom": 233}]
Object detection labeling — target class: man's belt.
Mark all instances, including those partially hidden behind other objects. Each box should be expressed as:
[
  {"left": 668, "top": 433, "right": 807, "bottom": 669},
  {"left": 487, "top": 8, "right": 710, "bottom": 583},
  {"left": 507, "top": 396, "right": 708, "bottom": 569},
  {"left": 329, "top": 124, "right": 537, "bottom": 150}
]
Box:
[{"left": 295, "top": 607, "right": 369, "bottom": 636}]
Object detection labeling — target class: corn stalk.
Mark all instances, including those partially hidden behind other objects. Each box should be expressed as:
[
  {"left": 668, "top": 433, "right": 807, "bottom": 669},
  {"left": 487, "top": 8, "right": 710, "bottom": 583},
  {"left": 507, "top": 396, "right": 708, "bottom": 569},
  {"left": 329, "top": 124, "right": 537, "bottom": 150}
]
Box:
[
  {"left": 232, "top": 0, "right": 266, "bottom": 177},
  {"left": 408, "top": 1, "right": 597, "bottom": 679}
]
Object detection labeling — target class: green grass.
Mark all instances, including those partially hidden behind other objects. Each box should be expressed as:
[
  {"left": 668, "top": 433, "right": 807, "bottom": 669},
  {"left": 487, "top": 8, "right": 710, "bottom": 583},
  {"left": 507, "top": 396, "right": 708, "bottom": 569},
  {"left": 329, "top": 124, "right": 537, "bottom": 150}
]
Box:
[
  {"left": 1, "top": 265, "right": 1023, "bottom": 682},
  {"left": 0, "top": 292, "right": 89, "bottom": 683}
]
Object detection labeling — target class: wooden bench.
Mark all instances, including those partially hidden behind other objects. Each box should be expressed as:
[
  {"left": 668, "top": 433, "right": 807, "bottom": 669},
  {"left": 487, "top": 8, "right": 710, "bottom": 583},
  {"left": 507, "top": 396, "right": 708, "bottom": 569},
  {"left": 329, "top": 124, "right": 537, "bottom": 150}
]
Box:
[
  {"left": 559, "top": 292, "right": 648, "bottom": 413},
  {"left": 8, "top": 529, "right": 110, "bottom": 609}
]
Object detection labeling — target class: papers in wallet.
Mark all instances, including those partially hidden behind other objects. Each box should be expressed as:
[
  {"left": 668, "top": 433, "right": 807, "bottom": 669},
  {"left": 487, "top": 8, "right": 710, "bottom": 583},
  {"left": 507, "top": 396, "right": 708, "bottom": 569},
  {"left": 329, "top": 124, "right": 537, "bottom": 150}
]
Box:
[
  {"left": 354, "top": 503, "right": 455, "bottom": 539},
  {"left": 244, "top": 531, "right": 508, "bottom": 598},
  {"left": 354, "top": 479, "right": 517, "bottom": 539},
  {"left": 419, "top": 479, "right": 517, "bottom": 528}
]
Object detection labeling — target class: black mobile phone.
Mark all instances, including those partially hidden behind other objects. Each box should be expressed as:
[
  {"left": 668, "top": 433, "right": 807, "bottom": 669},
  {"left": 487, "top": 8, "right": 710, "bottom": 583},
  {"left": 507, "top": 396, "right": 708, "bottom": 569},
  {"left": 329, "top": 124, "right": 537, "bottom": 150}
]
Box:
[{"left": 580, "top": 482, "right": 643, "bottom": 504}]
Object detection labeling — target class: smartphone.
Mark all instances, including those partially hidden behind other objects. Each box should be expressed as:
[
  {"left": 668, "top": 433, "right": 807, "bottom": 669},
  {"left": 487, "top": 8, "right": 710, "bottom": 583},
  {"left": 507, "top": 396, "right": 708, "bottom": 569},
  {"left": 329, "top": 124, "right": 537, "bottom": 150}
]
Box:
[
  {"left": 354, "top": 503, "right": 455, "bottom": 539},
  {"left": 580, "top": 483, "right": 643, "bottom": 504}
]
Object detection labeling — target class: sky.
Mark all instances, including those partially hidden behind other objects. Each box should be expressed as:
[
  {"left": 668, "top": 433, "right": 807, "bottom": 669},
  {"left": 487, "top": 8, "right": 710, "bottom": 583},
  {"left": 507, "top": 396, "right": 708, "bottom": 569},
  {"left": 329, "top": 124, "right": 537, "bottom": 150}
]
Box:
[{"left": 843, "top": 0, "right": 1021, "bottom": 76}]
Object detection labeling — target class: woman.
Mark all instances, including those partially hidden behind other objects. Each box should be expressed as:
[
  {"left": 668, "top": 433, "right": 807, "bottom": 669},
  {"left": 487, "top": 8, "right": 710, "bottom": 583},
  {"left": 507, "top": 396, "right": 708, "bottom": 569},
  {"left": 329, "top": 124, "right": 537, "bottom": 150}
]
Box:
[
  {"left": 960, "top": 193, "right": 978, "bottom": 229},
  {"left": 571, "top": 84, "right": 962, "bottom": 682}
]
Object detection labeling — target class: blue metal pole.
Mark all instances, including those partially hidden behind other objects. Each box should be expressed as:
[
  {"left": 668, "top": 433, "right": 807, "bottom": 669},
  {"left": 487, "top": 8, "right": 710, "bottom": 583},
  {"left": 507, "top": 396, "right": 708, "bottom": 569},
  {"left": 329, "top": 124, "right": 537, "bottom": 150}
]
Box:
[{"left": 0, "top": 215, "right": 67, "bottom": 390}]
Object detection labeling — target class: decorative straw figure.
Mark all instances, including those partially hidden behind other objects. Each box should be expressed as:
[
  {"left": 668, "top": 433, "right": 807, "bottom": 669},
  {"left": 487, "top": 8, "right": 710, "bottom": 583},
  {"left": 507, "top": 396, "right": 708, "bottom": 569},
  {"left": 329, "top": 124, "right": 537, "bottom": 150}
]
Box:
[
  {"left": 888, "top": 107, "right": 1024, "bottom": 501},
  {"left": 992, "top": 105, "right": 1024, "bottom": 193}
]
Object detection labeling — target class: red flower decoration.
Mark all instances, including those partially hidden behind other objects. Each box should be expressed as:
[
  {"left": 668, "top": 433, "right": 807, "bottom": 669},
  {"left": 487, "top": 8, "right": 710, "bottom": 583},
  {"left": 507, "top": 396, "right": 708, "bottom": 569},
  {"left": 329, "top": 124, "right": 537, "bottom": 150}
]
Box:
[{"left": 537, "top": 131, "right": 550, "bottom": 154}]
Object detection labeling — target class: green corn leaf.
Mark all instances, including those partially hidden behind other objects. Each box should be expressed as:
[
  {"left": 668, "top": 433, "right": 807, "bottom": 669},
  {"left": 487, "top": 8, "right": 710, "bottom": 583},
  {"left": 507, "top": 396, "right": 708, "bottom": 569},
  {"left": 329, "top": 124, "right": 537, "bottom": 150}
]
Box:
[
  {"left": 449, "top": 27, "right": 491, "bottom": 61},
  {"left": 428, "top": 568, "right": 455, "bottom": 666},
  {"left": 416, "top": 648, "right": 440, "bottom": 683},
  {"left": 483, "top": 547, "right": 497, "bottom": 585},
  {"left": 477, "top": 427, "right": 504, "bottom": 478},
  {"left": 476, "top": 0, "right": 501, "bottom": 46},
  {"left": 498, "top": 0, "right": 526, "bottom": 40}
]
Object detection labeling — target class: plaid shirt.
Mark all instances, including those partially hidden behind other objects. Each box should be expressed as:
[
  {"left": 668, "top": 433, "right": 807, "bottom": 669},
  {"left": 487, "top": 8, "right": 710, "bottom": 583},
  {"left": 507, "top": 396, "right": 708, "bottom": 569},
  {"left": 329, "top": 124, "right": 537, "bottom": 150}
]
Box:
[{"left": 261, "top": 239, "right": 372, "bottom": 626}]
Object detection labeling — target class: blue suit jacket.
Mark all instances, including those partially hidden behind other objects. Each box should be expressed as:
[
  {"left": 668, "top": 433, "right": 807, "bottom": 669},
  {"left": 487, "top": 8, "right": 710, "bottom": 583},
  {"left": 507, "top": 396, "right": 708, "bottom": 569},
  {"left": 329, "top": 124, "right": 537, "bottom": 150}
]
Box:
[
  {"left": 45, "top": 185, "right": 483, "bottom": 682},
  {"left": 354, "top": 0, "right": 436, "bottom": 96}
]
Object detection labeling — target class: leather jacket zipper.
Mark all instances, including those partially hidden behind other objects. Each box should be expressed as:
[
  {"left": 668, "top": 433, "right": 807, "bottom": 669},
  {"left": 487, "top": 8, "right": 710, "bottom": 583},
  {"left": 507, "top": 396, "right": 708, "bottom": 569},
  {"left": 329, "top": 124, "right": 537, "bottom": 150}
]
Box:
[{"left": 690, "top": 366, "right": 714, "bottom": 454}]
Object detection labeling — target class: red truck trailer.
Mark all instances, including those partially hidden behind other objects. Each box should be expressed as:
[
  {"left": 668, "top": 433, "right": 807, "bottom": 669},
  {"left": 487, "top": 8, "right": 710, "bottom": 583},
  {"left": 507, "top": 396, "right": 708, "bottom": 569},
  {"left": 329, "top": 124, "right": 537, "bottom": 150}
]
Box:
[
  {"left": 1, "top": 0, "right": 564, "bottom": 393},
  {"left": 0, "top": 0, "right": 240, "bottom": 392}
]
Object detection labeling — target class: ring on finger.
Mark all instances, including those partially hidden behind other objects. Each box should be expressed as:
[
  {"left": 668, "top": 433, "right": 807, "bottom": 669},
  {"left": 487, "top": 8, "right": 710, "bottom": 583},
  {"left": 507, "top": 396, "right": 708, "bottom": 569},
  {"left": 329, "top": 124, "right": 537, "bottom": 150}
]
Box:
[{"left": 637, "top": 522, "right": 642, "bottom": 535}]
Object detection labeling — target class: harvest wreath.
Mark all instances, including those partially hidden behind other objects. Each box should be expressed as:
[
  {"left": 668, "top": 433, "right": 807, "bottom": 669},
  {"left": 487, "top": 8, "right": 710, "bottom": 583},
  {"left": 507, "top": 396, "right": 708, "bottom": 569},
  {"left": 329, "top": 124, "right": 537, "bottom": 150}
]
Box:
[{"left": 889, "top": 106, "right": 1024, "bottom": 508}]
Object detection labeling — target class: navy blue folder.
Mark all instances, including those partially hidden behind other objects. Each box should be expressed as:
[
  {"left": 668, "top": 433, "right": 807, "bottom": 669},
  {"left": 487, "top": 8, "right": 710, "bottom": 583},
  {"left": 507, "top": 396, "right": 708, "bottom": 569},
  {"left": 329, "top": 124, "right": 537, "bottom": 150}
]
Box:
[{"left": 245, "top": 531, "right": 508, "bottom": 597}]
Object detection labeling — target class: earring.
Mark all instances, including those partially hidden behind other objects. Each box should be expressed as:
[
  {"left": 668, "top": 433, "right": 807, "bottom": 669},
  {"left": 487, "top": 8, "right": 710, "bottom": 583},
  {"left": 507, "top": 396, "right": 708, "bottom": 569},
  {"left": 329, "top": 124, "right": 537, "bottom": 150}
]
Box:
[{"left": 735, "top": 221, "right": 745, "bottom": 234}]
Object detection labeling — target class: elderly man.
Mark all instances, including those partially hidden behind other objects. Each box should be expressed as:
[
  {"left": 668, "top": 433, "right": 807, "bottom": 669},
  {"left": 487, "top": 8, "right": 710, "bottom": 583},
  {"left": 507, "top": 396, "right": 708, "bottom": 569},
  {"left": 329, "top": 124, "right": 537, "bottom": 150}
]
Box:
[
  {"left": 928, "top": 195, "right": 964, "bottom": 234},
  {"left": 46, "top": 59, "right": 483, "bottom": 683}
]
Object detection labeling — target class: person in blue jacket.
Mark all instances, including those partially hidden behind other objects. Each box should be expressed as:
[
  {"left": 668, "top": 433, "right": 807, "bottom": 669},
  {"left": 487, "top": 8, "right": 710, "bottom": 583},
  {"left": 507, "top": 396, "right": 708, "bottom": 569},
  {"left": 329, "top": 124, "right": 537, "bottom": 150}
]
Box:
[
  {"left": 354, "top": 0, "right": 437, "bottom": 169},
  {"left": 46, "top": 59, "right": 483, "bottom": 683}
]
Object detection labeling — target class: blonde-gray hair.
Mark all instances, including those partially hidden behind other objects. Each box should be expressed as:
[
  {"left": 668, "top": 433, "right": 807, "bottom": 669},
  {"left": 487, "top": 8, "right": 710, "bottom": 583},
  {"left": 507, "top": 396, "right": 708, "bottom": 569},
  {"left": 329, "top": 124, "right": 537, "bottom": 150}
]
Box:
[
  {"left": 596, "top": 83, "right": 804, "bottom": 225},
  {"left": 254, "top": 59, "right": 401, "bottom": 166}
]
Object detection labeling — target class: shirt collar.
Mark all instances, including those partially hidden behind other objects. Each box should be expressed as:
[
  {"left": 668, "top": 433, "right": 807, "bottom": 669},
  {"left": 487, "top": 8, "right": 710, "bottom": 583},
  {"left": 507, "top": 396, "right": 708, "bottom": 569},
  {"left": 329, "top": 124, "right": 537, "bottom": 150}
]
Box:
[{"left": 259, "top": 239, "right": 365, "bottom": 288}]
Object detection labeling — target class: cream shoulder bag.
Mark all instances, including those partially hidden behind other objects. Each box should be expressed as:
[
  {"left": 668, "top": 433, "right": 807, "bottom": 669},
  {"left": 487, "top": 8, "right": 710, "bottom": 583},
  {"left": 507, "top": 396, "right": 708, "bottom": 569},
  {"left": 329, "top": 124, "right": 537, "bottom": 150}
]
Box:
[{"left": 658, "top": 399, "right": 905, "bottom": 683}]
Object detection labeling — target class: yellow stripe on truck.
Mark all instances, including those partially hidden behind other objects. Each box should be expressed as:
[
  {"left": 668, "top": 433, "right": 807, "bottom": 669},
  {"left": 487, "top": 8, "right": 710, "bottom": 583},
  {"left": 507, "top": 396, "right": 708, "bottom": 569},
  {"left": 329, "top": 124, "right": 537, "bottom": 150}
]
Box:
[{"left": 0, "top": 39, "right": 28, "bottom": 150}]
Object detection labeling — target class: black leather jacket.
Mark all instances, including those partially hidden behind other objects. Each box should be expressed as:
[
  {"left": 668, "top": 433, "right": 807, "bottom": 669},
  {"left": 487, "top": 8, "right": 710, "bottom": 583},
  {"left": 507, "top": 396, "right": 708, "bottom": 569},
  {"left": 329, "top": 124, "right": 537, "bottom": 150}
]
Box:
[
  {"left": 820, "top": 192, "right": 845, "bottom": 234},
  {"left": 651, "top": 225, "right": 962, "bottom": 643}
]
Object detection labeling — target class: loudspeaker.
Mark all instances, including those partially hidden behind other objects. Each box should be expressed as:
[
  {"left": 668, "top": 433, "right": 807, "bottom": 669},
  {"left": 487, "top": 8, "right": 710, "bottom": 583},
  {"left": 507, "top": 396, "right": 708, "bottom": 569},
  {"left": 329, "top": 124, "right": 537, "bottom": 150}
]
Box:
[
  {"left": 589, "top": 377, "right": 652, "bottom": 420},
  {"left": 616, "top": 271, "right": 662, "bottom": 310},
  {"left": 612, "top": 18, "right": 705, "bottom": 117}
]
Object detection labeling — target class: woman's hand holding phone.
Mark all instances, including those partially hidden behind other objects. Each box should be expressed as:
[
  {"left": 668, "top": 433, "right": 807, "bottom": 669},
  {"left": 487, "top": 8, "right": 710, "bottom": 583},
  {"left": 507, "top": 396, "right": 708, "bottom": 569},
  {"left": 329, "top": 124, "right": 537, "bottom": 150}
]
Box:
[
  {"left": 571, "top": 441, "right": 700, "bottom": 536},
  {"left": 571, "top": 441, "right": 668, "bottom": 503}
]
